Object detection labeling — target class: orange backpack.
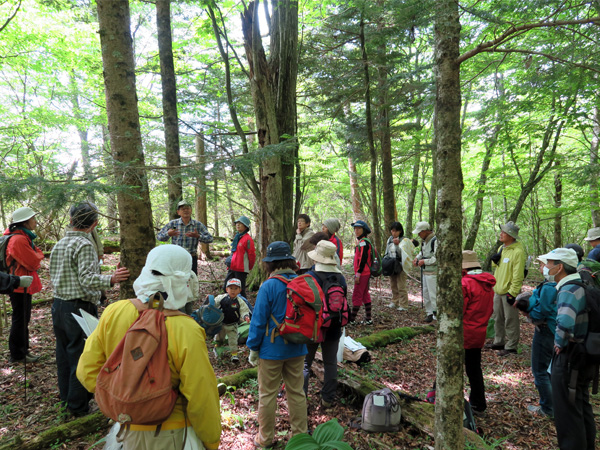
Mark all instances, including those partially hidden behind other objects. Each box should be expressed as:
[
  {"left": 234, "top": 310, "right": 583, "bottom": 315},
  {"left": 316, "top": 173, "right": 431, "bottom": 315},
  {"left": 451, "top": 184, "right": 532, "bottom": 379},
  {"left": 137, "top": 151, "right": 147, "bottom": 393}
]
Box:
[{"left": 95, "top": 296, "right": 182, "bottom": 425}]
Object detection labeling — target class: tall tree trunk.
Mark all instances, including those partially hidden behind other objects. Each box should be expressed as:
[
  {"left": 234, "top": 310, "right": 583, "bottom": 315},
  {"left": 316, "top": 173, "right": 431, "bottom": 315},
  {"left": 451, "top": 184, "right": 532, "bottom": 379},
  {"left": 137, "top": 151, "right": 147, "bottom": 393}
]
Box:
[
  {"left": 101, "top": 125, "right": 118, "bottom": 234},
  {"left": 359, "top": 15, "right": 381, "bottom": 250},
  {"left": 156, "top": 0, "right": 182, "bottom": 219},
  {"left": 96, "top": 0, "right": 156, "bottom": 298},
  {"left": 553, "top": 162, "right": 562, "bottom": 248},
  {"left": 434, "top": 1, "right": 464, "bottom": 449},
  {"left": 69, "top": 71, "right": 94, "bottom": 199},
  {"left": 213, "top": 177, "right": 219, "bottom": 237},
  {"left": 240, "top": 0, "right": 297, "bottom": 256},
  {"left": 348, "top": 155, "right": 367, "bottom": 221},
  {"left": 591, "top": 105, "right": 600, "bottom": 226},
  {"left": 405, "top": 151, "right": 420, "bottom": 237},
  {"left": 196, "top": 133, "right": 210, "bottom": 258}
]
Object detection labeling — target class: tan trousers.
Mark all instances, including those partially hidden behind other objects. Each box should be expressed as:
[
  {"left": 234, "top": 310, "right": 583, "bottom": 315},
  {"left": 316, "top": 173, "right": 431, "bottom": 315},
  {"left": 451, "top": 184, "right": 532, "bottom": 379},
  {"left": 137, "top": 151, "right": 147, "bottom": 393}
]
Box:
[
  {"left": 389, "top": 271, "right": 408, "bottom": 308},
  {"left": 216, "top": 323, "right": 239, "bottom": 354},
  {"left": 121, "top": 426, "right": 204, "bottom": 450},
  {"left": 256, "top": 355, "right": 308, "bottom": 447},
  {"left": 492, "top": 293, "right": 520, "bottom": 351}
]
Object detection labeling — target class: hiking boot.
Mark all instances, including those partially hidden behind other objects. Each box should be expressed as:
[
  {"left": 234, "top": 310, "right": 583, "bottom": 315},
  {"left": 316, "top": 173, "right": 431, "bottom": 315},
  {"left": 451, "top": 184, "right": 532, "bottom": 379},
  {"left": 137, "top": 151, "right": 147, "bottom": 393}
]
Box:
[
  {"left": 424, "top": 314, "right": 434, "bottom": 323},
  {"left": 485, "top": 342, "right": 504, "bottom": 350},
  {"left": 498, "top": 349, "right": 517, "bottom": 356},
  {"left": 360, "top": 319, "right": 373, "bottom": 326},
  {"left": 231, "top": 355, "right": 239, "bottom": 363},
  {"left": 321, "top": 398, "right": 334, "bottom": 408},
  {"left": 10, "top": 353, "right": 40, "bottom": 363},
  {"left": 527, "top": 405, "right": 553, "bottom": 418}
]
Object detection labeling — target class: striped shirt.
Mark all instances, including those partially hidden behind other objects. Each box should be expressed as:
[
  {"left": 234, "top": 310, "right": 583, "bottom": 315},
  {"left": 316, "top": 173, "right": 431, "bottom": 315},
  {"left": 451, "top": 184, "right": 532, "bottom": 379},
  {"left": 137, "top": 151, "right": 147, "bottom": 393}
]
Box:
[
  {"left": 555, "top": 273, "right": 588, "bottom": 349},
  {"left": 49, "top": 231, "right": 112, "bottom": 304},
  {"left": 157, "top": 218, "right": 213, "bottom": 254}
]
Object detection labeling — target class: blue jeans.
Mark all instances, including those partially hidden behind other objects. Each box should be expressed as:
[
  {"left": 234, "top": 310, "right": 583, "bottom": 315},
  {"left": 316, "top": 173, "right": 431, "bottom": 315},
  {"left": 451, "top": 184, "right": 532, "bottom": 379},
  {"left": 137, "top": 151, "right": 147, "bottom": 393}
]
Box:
[
  {"left": 531, "top": 325, "right": 554, "bottom": 416},
  {"left": 52, "top": 298, "right": 97, "bottom": 415}
]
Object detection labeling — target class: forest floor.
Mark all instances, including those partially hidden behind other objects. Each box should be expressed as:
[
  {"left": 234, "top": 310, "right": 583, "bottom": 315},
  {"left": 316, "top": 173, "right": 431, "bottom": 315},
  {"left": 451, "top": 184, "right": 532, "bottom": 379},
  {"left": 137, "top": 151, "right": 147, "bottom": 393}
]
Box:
[{"left": 1, "top": 254, "right": 599, "bottom": 450}]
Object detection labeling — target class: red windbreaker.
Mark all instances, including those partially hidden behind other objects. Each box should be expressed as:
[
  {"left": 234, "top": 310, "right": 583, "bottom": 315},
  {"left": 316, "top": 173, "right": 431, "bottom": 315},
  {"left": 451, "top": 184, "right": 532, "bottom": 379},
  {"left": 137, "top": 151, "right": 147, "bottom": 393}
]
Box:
[
  {"left": 462, "top": 272, "right": 496, "bottom": 349},
  {"left": 4, "top": 228, "right": 44, "bottom": 294},
  {"left": 229, "top": 233, "right": 256, "bottom": 273}
]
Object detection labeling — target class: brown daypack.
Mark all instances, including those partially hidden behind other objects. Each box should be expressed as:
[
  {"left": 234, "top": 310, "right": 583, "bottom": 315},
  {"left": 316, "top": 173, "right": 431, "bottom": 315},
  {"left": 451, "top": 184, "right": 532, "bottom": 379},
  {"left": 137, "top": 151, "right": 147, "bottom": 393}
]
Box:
[{"left": 95, "top": 296, "right": 183, "bottom": 425}]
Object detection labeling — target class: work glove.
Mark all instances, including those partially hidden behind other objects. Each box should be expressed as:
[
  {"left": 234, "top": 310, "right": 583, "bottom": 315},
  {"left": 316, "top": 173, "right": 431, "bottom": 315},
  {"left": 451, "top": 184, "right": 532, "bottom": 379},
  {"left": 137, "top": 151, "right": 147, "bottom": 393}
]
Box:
[
  {"left": 490, "top": 252, "right": 502, "bottom": 265},
  {"left": 505, "top": 293, "right": 516, "bottom": 306},
  {"left": 19, "top": 276, "right": 33, "bottom": 288},
  {"left": 249, "top": 350, "right": 259, "bottom": 367}
]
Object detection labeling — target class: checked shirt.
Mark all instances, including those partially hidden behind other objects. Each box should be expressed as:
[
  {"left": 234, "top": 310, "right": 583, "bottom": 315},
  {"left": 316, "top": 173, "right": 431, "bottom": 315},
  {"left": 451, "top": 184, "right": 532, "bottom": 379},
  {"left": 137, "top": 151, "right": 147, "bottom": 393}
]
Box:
[
  {"left": 49, "top": 231, "right": 112, "bottom": 304},
  {"left": 157, "top": 218, "right": 213, "bottom": 254}
]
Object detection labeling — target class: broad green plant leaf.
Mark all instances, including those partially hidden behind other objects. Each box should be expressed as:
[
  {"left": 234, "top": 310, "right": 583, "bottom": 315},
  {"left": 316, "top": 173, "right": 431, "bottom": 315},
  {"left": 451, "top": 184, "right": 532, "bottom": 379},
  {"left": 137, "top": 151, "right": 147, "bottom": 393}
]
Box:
[
  {"left": 313, "top": 418, "right": 345, "bottom": 444},
  {"left": 320, "top": 442, "right": 354, "bottom": 450},
  {"left": 285, "top": 433, "right": 319, "bottom": 450}
]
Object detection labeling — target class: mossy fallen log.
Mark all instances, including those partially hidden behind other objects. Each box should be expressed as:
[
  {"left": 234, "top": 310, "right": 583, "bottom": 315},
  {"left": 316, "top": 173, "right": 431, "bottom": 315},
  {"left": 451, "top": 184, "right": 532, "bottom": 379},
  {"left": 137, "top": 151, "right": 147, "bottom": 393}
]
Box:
[
  {"left": 354, "top": 325, "right": 434, "bottom": 349},
  {"left": 0, "top": 411, "right": 109, "bottom": 450},
  {"left": 217, "top": 368, "right": 258, "bottom": 395}
]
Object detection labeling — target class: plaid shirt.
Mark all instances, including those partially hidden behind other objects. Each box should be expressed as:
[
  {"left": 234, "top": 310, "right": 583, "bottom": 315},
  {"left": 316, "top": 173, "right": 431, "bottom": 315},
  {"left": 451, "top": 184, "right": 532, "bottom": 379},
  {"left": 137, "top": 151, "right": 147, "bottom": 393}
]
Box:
[
  {"left": 157, "top": 218, "right": 213, "bottom": 254},
  {"left": 50, "top": 231, "right": 112, "bottom": 304}
]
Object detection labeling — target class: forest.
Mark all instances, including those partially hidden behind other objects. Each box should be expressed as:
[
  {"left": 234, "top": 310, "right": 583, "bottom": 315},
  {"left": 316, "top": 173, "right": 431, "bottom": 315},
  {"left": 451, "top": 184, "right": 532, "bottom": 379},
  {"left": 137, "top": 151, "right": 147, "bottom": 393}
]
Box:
[{"left": 0, "top": 0, "right": 599, "bottom": 449}]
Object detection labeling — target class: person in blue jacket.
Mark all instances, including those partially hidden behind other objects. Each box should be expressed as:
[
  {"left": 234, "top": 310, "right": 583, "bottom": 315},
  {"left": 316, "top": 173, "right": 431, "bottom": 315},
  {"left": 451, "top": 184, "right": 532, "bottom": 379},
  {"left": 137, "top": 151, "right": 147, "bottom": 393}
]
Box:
[
  {"left": 516, "top": 255, "right": 557, "bottom": 418},
  {"left": 246, "top": 241, "right": 307, "bottom": 449}
]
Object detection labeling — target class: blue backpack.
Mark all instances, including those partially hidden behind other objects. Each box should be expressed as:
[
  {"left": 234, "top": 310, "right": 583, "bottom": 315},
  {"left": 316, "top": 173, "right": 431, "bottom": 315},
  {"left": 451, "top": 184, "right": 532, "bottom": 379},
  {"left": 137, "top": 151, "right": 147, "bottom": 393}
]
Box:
[{"left": 191, "top": 295, "right": 224, "bottom": 339}]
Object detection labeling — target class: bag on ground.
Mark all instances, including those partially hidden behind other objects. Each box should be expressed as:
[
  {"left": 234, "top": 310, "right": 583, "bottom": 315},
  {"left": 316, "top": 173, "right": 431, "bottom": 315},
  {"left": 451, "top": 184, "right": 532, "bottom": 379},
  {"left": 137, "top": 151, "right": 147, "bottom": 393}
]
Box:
[
  {"left": 270, "top": 273, "right": 324, "bottom": 344},
  {"left": 343, "top": 335, "right": 371, "bottom": 366},
  {"left": 361, "top": 388, "right": 401, "bottom": 432},
  {"left": 95, "top": 297, "right": 178, "bottom": 425},
  {"left": 191, "top": 295, "right": 224, "bottom": 339}
]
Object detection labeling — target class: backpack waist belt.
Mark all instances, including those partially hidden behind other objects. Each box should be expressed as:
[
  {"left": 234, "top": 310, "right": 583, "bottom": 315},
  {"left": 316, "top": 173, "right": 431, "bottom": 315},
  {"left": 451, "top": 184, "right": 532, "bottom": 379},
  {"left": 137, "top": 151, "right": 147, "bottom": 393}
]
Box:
[{"left": 129, "top": 418, "right": 191, "bottom": 431}]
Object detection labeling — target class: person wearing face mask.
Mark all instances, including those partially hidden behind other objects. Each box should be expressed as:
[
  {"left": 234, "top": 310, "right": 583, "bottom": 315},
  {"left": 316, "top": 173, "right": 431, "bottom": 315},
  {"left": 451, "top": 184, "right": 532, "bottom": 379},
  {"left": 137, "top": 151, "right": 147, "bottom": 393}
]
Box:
[
  {"left": 536, "top": 248, "right": 595, "bottom": 450},
  {"left": 514, "top": 256, "right": 557, "bottom": 418},
  {"left": 488, "top": 221, "right": 527, "bottom": 356}
]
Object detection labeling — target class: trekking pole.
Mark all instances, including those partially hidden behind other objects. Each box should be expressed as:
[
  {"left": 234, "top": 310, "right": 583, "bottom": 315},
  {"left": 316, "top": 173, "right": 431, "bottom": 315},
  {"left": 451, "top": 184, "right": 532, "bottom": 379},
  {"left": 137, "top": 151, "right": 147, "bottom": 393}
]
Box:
[
  {"left": 23, "top": 285, "right": 28, "bottom": 403},
  {"left": 420, "top": 265, "right": 424, "bottom": 310}
]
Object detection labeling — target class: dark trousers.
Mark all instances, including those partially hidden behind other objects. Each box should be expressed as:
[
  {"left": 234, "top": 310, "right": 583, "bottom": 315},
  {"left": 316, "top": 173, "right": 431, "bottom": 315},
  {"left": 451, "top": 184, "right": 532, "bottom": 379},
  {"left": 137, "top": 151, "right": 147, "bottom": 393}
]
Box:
[
  {"left": 9, "top": 292, "right": 32, "bottom": 360},
  {"left": 531, "top": 325, "right": 554, "bottom": 416},
  {"left": 224, "top": 270, "right": 248, "bottom": 299},
  {"left": 551, "top": 350, "right": 596, "bottom": 450},
  {"left": 52, "top": 298, "right": 97, "bottom": 415},
  {"left": 191, "top": 254, "right": 198, "bottom": 275},
  {"left": 465, "top": 348, "right": 486, "bottom": 412},
  {"left": 303, "top": 327, "right": 342, "bottom": 403}
]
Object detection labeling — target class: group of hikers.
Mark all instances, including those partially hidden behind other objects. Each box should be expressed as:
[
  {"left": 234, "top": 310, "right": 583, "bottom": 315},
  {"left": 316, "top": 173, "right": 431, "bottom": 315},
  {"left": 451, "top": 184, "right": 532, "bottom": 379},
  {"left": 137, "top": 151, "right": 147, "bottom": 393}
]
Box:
[{"left": 2, "top": 199, "right": 598, "bottom": 449}]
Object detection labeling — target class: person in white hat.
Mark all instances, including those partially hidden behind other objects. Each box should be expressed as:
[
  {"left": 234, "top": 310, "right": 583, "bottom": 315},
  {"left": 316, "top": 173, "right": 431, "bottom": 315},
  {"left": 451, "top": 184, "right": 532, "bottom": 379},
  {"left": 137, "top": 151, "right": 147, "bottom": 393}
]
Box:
[
  {"left": 488, "top": 221, "right": 526, "bottom": 356},
  {"left": 537, "top": 248, "right": 595, "bottom": 449},
  {"left": 77, "top": 244, "right": 222, "bottom": 450},
  {"left": 4, "top": 206, "right": 44, "bottom": 364},
  {"left": 412, "top": 221, "right": 437, "bottom": 322},
  {"left": 583, "top": 226, "right": 600, "bottom": 262},
  {"left": 303, "top": 240, "right": 348, "bottom": 408},
  {"left": 157, "top": 200, "right": 214, "bottom": 278},
  {"left": 213, "top": 277, "right": 251, "bottom": 363}
]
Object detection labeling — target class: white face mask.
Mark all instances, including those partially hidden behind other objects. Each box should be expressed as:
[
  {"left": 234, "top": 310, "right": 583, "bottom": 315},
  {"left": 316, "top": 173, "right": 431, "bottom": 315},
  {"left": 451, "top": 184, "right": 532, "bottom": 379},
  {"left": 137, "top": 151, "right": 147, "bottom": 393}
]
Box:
[{"left": 542, "top": 265, "right": 555, "bottom": 282}]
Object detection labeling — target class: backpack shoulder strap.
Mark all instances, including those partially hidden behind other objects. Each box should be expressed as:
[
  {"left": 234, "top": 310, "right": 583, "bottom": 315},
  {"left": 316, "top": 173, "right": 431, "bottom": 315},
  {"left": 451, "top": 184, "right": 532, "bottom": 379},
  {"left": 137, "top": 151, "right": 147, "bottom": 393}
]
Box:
[
  {"left": 270, "top": 274, "right": 290, "bottom": 285},
  {"left": 431, "top": 236, "right": 437, "bottom": 253}
]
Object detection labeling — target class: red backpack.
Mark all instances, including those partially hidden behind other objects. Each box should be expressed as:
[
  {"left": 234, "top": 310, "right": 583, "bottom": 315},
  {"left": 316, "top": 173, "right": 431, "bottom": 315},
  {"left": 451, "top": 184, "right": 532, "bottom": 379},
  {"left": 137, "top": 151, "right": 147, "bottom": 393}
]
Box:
[
  {"left": 315, "top": 272, "right": 350, "bottom": 331},
  {"left": 269, "top": 273, "right": 324, "bottom": 344},
  {"left": 94, "top": 297, "right": 183, "bottom": 425}
]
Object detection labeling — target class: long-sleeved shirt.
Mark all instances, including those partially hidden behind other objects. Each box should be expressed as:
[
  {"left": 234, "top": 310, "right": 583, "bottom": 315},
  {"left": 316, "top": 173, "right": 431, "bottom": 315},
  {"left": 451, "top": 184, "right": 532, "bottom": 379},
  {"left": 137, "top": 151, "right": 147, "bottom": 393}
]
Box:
[
  {"left": 416, "top": 233, "right": 437, "bottom": 274},
  {"left": 214, "top": 293, "right": 251, "bottom": 325},
  {"left": 50, "top": 231, "right": 112, "bottom": 304},
  {"left": 157, "top": 218, "right": 213, "bottom": 255},
  {"left": 555, "top": 273, "right": 588, "bottom": 350},
  {"left": 526, "top": 281, "right": 558, "bottom": 331},
  {"left": 4, "top": 228, "right": 44, "bottom": 294},
  {"left": 492, "top": 240, "right": 526, "bottom": 297},
  {"left": 77, "top": 300, "right": 221, "bottom": 450},
  {"left": 384, "top": 236, "right": 416, "bottom": 272},
  {"left": 293, "top": 228, "right": 315, "bottom": 270}
]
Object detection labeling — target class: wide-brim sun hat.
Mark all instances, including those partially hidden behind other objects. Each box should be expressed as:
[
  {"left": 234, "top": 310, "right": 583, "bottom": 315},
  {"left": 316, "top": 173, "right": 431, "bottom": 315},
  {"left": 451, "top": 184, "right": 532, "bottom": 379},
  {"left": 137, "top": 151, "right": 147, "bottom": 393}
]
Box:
[
  {"left": 11, "top": 207, "right": 37, "bottom": 224},
  {"left": 499, "top": 221, "right": 520, "bottom": 239},
  {"left": 412, "top": 221, "right": 431, "bottom": 235},
  {"left": 262, "top": 241, "right": 295, "bottom": 262},
  {"left": 235, "top": 216, "right": 251, "bottom": 229},
  {"left": 584, "top": 227, "right": 600, "bottom": 241},
  {"left": 461, "top": 250, "right": 480, "bottom": 269},
  {"left": 538, "top": 247, "right": 579, "bottom": 269},
  {"left": 307, "top": 240, "right": 338, "bottom": 265}
]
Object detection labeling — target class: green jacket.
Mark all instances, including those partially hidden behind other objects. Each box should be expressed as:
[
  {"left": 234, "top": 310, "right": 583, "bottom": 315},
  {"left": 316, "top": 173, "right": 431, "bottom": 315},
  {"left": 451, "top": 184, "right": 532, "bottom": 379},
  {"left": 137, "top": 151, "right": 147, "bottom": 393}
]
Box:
[{"left": 492, "top": 240, "right": 526, "bottom": 297}]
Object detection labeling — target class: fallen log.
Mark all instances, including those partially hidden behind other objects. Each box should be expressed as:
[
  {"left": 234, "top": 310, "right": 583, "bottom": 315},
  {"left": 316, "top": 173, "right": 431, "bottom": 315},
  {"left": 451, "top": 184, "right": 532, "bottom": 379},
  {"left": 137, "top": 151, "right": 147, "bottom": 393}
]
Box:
[{"left": 354, "top": 325, "right": 434, "bottom": 349}]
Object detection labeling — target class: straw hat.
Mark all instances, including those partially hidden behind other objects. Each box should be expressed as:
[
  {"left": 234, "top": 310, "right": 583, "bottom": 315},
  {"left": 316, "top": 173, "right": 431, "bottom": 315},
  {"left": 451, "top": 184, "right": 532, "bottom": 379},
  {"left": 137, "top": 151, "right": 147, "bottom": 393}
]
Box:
[{"left": 307, "top": 240, "right": 338, "bottom": 266}]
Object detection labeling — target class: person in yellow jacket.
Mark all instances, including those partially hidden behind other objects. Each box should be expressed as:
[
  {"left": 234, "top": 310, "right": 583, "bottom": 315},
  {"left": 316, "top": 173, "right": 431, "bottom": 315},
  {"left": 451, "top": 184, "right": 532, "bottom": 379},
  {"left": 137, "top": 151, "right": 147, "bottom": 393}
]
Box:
[
  {"left": 76, "top": 245, "right": 221, "bottom": 450},
  {"left": 489, "top": 221, "right": 526, "bottom": 356}
]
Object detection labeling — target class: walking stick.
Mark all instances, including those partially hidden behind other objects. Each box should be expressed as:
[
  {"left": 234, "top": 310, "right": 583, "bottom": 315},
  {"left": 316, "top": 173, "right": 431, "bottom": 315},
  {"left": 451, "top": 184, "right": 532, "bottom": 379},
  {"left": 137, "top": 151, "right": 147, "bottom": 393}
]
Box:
[
  {"left": 23, "top": 285, "right": 28, "bottom": 403},
  {"left": 420, "top": 265, "right": 424, "bottom": 310}
]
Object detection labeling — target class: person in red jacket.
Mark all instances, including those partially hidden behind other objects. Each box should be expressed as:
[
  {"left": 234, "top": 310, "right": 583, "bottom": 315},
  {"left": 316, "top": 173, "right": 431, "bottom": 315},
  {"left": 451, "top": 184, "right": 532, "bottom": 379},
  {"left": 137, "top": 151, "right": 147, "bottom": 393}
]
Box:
[
  {"left": 461, "top": 250, "right": 496, "bottom": 416},
  {"left": 4, "top": 207, "right": 45, "bottom": 363},
  {"left": 322, "top": 218, "right": 343, "bottom": 261},
  {"left": 224, "top": 215, "right": 256, "bottom": 299},
  {"left": 350, "top": 220, "right": 373, "bottom": 325}
]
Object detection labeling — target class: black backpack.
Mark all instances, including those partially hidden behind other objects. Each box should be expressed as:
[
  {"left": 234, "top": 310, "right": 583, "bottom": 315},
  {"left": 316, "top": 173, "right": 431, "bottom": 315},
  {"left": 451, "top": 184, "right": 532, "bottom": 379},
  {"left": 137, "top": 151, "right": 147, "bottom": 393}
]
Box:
[{"left": 0, "top": 234, "right": 16, "bottom": 273}]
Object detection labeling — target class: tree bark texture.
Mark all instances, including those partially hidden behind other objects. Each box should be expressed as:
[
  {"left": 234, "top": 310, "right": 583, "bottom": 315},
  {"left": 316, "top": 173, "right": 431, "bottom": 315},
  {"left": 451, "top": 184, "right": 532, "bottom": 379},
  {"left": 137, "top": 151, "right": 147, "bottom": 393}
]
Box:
[
  {"left": 553, "top": 163, "right": 562, "bottom": 248},
  {"left": 101, "top": 125, "right": 118, "bottom": 233},
  {"left": 434, "top": 1, "right": 465, "bottom": 449},
  {"left": 156, "top": 0, "right": 182, "bottom": 220},
  {"left": 96, "top": 0, "right": 156, "bottom": 298},
  {"left": 196, "top": 133, "right": 210, "bottom": 258},
  {"left": 359, "top": 16, "right": 382, "bottom": 250},
  {"left": 241, "top": 0, "right": 297, "bottom": 257},
  {"left": 591, "top": 105, "right": 600, "bottom": 226}
]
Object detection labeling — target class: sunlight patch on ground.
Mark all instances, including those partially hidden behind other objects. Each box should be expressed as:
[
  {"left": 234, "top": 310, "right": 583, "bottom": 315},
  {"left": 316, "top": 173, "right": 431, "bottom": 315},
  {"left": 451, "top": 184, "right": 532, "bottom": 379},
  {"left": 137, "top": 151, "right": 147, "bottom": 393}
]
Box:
[
  {"left": 1, "top": 368, "right": 16, "bottom": 376},
  {"left": 487, "top": 370, "right": 528, "bottom": 387}
]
